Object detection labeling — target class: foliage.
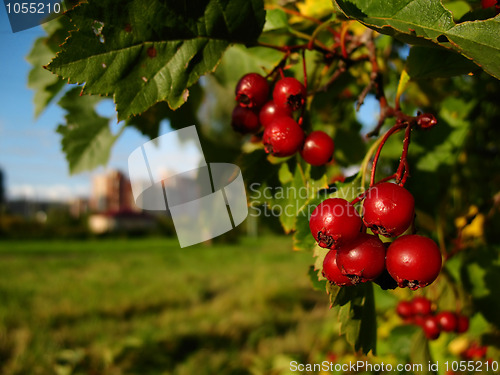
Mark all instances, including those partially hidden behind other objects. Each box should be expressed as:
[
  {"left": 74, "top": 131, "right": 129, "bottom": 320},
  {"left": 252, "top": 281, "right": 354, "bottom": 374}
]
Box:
[{"left": 27, "top": 0, "right": 500, "bottom": 367}]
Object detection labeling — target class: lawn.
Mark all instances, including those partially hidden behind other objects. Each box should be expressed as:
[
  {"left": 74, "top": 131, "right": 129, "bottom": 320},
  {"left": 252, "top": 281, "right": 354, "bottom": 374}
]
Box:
[{"left": 0, "top": 236, "right": 343, "bottom": 375}]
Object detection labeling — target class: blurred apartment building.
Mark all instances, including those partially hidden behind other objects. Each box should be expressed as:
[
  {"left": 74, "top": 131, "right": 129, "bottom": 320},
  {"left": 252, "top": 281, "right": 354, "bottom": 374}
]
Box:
[
  {"left": 90, "top": 170, "right": 137, "bottom": 213},
  {"left": 88, "top": 170, "right": 156, "bottom": 234}
]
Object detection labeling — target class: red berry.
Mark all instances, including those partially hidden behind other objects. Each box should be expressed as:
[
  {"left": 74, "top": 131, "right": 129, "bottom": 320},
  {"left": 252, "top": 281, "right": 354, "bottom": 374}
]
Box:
[
  {"left": 336, "top": 233, "right": 386, "bottom": 284},
  {"left": 231, "top": 106, "right": 260, "bottom": 134},
  {"left": 422, "top": 315, "right": 441, "bottom": 340},
  {"left": 273, "top": 77, "right": 307, "bottom": 112},
  {"left": 386, "top": 235, "right": 442, "bottom": 290},
  {"left": 263, "top": 117, "right": 304, "bottom": 157},
  {"left": 309, "top": 198, "right": 362, "bottom": 249},
  {"left": 322, "top": 249, "right": 354, "bottom": 286},
  {"left": 397, "top": 301, "right": 414, "bottom": 321},
  {"left": 456, "top": 314, "right": 469, "bottom": 333},
  {"left": 411, "top": 296, "right": 433, "bottom": 316},
  {"left": 436, "top": 311, "right": 458, "bottom": 332},
  {"left": 235, "top": 73, "right": 269, "bottom": 108},
  {"left": 463, "top": 342, "right": 488, "bottom": 359},
  {"left": 413, "top": 315, "right": 426, "bottom": 327},
  {"left": 259, "top": 100, "right": 292, "bottom": 128},
  {"left": 301, "top": 131, "right": 335, "bottom": 166},
  {"left": 362, "top": 182, "right": 415, "bottom": 237},
  {"left": 416, "top": 113, "right": 437, "bottom": 129},
  {"left": 481, "top": 0, "right": 497, "bottom": 8}
]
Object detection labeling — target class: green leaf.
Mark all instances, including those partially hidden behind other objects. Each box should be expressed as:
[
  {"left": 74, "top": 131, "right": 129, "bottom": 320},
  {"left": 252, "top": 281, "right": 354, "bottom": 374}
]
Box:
[
  {"left": 214, "top": 45, "right": 282, "bottom": 88},
  {"left": 461, "top": 247, "right": 500, "bottom": 328},
  {"left": 27, "top": 18, "right": 74, "bottom": 117},
  {"left": 126, "top": 83, "right": 204, "bottom": 139},
  {"left": 333, "top": 0, "right": 456, "bottom": 45},
  {"left": 333, "top": 0, "right": 500, "bottom": 80},
  {"left": 381, "top": 325, "right": 419, "bottom": 358},
  {"left": 263, "top": 8, "right": 289, "bottom": 32},
  {"left": 334, "top": 283, "right": 376, "bottom": 354},
  {"left": 57, "top": 88, "right": 120, "bottom": 174},
  {"left": 443, "top": 1, "right": 472, "bottom": 21},
  {"left": 445, "top": 15, "right": 500, "bottom": 80},
  {"left": 274, "top": 162, "right": 329, "bottom": 234},
  {"left": 406, "top": 46, "right": 479, "bottom": 79},
  {"left": 46, "top": 0, "right": 266, "bottom": 120},
  {"left": 415, "top": 97, "right": 474, "bottom": 172},
  {"left": 308, "top": 265, "right": 327, "bottom": 291},
  {"left": 410, "top": 330, "right": 436, "bottom": 375}
]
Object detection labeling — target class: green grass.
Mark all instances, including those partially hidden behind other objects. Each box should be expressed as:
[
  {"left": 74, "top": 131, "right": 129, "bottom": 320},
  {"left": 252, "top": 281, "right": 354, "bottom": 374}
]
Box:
[{"left": 0, "top": 236, "right": 341, "bottom": 375}]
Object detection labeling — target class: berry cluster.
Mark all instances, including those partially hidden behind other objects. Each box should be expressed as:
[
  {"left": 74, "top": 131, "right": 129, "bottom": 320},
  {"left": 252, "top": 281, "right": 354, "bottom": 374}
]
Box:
[
  {"left": 232, "top": 73, "right": 335, "bottom": 165},
  {"left": 311, "top": 182, "right": 442, "bottom": 290},
  {"left": 461, "top": 342, "right": 490, "bottom": 361},
  {"left": 396, "top": 297, "right": 469, "bottom": 340}
]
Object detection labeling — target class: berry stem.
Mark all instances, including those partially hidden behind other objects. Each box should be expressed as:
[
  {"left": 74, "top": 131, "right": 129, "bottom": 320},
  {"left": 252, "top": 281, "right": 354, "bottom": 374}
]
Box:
[
  {"left": 340, "top": 23, "right": 349, "bottom": 59},
  {"left": 360, "top": 133, "right": 385, "bottom": 189},
  {"left": 395, "top": 124, "right": 413, "bottom": 186},
  {"left": 369, "top": 123, "right": 406, "bottom": 187}
]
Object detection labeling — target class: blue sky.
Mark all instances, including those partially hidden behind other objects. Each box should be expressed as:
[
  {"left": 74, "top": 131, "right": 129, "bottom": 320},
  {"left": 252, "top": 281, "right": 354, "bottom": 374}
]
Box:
[
  {"left": 0, "top": 7, "right": 379, "bottom": 203},
  {"left": 0, "top": 8, "right": 153, "bottom": 201}
]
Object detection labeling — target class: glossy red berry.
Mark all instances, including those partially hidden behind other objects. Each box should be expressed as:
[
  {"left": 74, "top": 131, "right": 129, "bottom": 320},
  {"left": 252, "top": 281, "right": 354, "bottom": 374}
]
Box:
[
  {"left": 301, "top": 131, "right": 335, "bottom": 166},
  {"left": 336, "top": 233, "right": 386, "bottom": 284},
  {"left": 259, "top": 100, "right": 292, "bottom": 128},
  {"left": 322, "top": 249, "right": 353, "bottom": 286},
  {"left": 362, "top": 182, "right": 415, "bottom": 237},
  {"left": 386, "top": 235, "right": 442, "bottom": 290},
  {"left": 397, "top": 301, "right": 414, "bottom": 321},
  {"left": 422, "top": 316, "right": 441, "bottom": 340},
  {"left": 309, "top": 198, "right": 362, "bottom": 249},
  {"left": 411, "top": 296, "right": 433, "bottom": 316},
  {"left": 416, "top": 113, "right": 438, "bottom": 129},
  {"left": 231, "top": 106, "right": 260, "bottom": 134},
  {"left": 273, "top": 77, "right": 307, "bottom": 112},
  {"left": 436, "top": 311, "right": 458, "bottom": 332},
  {"left": 456, "top": 314, "right": 470, "bottom": 333},
  {"left": 481, "top": 0, "right": 497, "bottom": 8},
  {"left": 263, "top": 117, "right": 304, "bottom": 157},
  {"left": 235, "top": 73, "right": 269, "bottom": 108}
]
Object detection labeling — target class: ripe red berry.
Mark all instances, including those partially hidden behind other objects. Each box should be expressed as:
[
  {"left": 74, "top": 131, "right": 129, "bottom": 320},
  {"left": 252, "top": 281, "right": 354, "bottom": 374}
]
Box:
[
  {"left": 235, "top": 73, "right": 269, "bottom": 108},
  {"left": 481, "top": 0, "right": 497, "bottom": 8},
  {"left": 263, "top": 117, "right": 304, "bottom": 157},
  {"left": 436, "top": 311, "right": 458, "bottom": 332},
  {"left": 309, "top": 198, "right": 362, "bottom": 249},
  {"left": 411, "top": 296, "right": 433, "bottom": 316},
  {"left": 231, "top": 106, "right": 260, "bottom": 134},
  {"left": 300, "top": 131, "right": 335, "bottom": 166},
  {"left": 413, "top": 315, "right": 426, "bottom": 327},
  {"left": 416, "top": 113, "right": 438, "bottom": 129},
  {"left": 336, "top": 233, "right": 386, "bottom": 284},
  {"left": 422, "top": 316, "right": 441, "bottom": 340},
  {"left": 362, "top": 182, "right": 415, "bottom": 237},
  {"left": 397, "top": 301, "right": 414, "bottom": 321},
  {"left": 386, "top": 235, "right": 442, "bottom": 290},
  {"left": 259, "top": 100, "right": 292, "bottom": 128},
  {"left": 273, "top": 77, "right": 307, "bottom": 112},
  {"left": 322, "top": 249, "right": 353, "bottom": 286},
  {"left": 456, "top": 314, "right": 470, "bottom": 333}
]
